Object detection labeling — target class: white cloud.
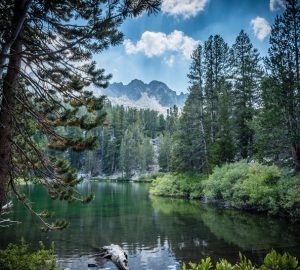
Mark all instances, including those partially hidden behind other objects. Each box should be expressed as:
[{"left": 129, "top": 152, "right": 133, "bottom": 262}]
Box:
[
  {"left": 251, "top": 17, "right": 271, "bottom": 41},
  {"left": 162, "top": 55, "right": 175, "bottom": 67},
  {"left": 161, "top": 0, "right": 209, "bottom": 19},
  {"left": 270, "top": 0, "right": 285, "bottom": 11},
  {"left": 124, "top": 30, "right": 199, "bottom": 59}
]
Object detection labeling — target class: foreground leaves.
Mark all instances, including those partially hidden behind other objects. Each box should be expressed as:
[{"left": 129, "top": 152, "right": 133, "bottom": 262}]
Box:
[{"left": 181, "top": 251, "right": 300, "bottom": 270}]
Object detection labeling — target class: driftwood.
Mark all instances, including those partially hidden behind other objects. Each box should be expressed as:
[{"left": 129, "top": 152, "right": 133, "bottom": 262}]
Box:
[
  {"left": 0, "top": 201, "right": 20, "bottom": 227},
  {"left": 98, "top": 244, "right": 129, "bottom": 270},
  {"left": 1, "top": 201, "right": 13, "bottom": 212}
]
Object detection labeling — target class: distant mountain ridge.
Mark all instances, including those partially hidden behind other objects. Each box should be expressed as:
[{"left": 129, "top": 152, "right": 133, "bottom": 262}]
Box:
[{"left": 96, "top": 79, "right": 187, "bottom": 113}]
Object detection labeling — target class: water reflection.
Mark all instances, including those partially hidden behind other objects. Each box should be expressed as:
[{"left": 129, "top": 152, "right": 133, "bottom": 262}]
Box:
[
  {"left": 1, "top": 182, "right": 299, "bottom": 270},
  {"left": 151, "top": 196, "right": 300, "bottom": 262}
]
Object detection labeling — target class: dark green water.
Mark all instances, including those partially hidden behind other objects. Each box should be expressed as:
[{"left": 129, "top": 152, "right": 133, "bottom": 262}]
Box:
[{"left": 1, "top": 182, "right": 300, "bottom": 270}]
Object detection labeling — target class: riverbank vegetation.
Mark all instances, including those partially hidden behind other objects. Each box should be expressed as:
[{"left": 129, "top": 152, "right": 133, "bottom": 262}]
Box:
[{"left": 150, "top": 161, "right": 300, "bottom": 218}]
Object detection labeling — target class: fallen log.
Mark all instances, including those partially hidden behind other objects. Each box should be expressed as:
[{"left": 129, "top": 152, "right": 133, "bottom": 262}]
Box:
[{"left": 98, "top": 244, "right": 129, "bottom": 270}]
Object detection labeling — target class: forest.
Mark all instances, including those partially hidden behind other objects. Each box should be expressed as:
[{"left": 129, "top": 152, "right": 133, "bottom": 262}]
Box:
[
  {"left": 150, "top": 0, "right": 300, "bottom": 218},
  {"left": 0, "top": 0, "right": 300, "bottom": 269},
  {"left": 46, "top": 0, "right": 300, "bottom": 220}
]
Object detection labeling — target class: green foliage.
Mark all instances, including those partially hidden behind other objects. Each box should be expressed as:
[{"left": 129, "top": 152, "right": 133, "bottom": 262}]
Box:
[
  {"left": 152, "top": 160, "right": 300, "bottom": 218},
  {"left": 203, "top": 160, "right": 300, "bottom": 217},
  {"left": 180, "top": 251, "right": 299, "bottom": 270},
  {"left": 0, "top": 241, "right": 57, "bottom": 270},
  {"left": 277, "top": 174, "right": 300, "bottom": 217},
  {"left": 66, "top": 104, "right": 169, "bottom": 177},
  {"left": 182, "top": 258, "right": 213, "bottom": 270},
  {"left": 119, "top": 125, "right": 154, "bottom": 177},
  {"left": 150, "top": 173, "right": 205, "bottom": 198},
  {"left": 231, "top": 30, "right": 262, "bottom": 159},
  {"left": 261, "top": 250, "right": 300, "bottom": 270},
  {"left": 136, "top": 172, "right": 165, "bottom": 182},
  {"left": 158, "top": 133, "right": 173, "bottom": 172}
]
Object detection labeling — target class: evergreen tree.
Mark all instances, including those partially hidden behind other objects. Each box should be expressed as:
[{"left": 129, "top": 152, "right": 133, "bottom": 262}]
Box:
[
  {"left": 158, "top": 133, "right": 172, "bottom": 172},
  {"left": 139, "top": 138, "right": 154, "bottom": 172},
  {"left": 210, "top": 78, "right": 235, "bottom": 165},
  {"left": 203, "top": 35, "right": 234, "bottom": 166},
  {"left": 172, "top": 45, "right": 209, "bottom": 172},
  {"left": 204, "top": 35, "right": 230, "bottom": 143},
  {"left": 231, "top": 30, "right": 262, "bottom": 159},
  {"left": 166, "top": 105, "right": 179, "bottom": 134},
  {"left": 120, "top": 125, "right": 154, "bottom": 177},
  {"left": 259, "top": 0, "right": 300, "bottom": 171}
]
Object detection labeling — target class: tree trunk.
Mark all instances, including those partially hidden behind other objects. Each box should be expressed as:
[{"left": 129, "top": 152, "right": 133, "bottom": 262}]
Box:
[
  {"left": 0, "top": 0, "right": 24, "bottom": 211},
  {"left": 292, "top": 144, "right": 300, "bottom": 172},
  {"left": 0, "top": 0, "right": 31, "bottom": 78}
]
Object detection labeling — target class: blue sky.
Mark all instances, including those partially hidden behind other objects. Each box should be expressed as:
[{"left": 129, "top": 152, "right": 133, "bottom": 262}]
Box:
[{"left": 95, "top": 0, "right": 285, "bottom": 94}]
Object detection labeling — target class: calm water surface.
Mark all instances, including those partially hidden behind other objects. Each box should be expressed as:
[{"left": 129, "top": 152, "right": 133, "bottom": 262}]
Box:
[{"left": 1, "top": 182, "right": 300, "bottom": 270}]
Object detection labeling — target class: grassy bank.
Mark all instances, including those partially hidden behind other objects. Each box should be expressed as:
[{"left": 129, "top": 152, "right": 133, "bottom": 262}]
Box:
[{"left": 150, "top": 161, "right": 300, "bottom": 218}]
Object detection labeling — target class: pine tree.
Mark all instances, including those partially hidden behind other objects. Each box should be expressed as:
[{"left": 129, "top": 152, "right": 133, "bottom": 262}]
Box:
[
  {"left": 0, "top": 0, "right": 161, "bottom": 229},
  {"left": 119, "top": 125, "right": 153, "bottom": 177},
  {"left": 139, "top": 138, "right": 154, "bottom": 172},
  {"left": 204, "top": 35, "right": 230, "bottom": 143},
  {"left": 172, "top": 45, "right": 209, "bottom": 172},
  {"left": 259, "top": 0, "right": 300, "bottom": 171},
  {"left": 209, "top": 78, "right": 235, "bottom": 165},
  {"left": 203, "top": 35, "right": 234, "bottom": 166},
  {"left": 231, "top": 30, "right": 262, "bottom": 159},
  {"left": 166, "top": 105, "right": 179, "bottom": 134},
  {"left": 158, "top": 133, "right": 172, "bottom": 172}
]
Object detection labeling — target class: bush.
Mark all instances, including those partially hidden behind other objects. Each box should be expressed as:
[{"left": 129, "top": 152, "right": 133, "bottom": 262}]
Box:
[
  {"left": 0, "top": 240, "right": 57, "bottom": 270},
  {"left": 180, "top": 250, "right": 300, "bottom": 270},
  {"left": 136, "top": 172, "right": 165, "bottom": 182},
  {"left": 203, "top": 161, "right": 249, "bottom": 201},
  {"left": 203, "top": 161, "right": 283, "bottom": 212},
  {"left": 277, "top": 174, "right": 300, "bottom": 218},
  {"left": 202, "top": 160, "right": 300, "bottom": 217},
  {"left": 150, "top": 173, "right": 205, "bottom": 198}
]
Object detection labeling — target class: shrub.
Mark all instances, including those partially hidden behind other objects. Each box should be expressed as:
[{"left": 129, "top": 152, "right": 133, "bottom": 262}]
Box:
[
  {"left": 277, "top": 174, "right": 300, "bottom": 218},
  {"left": 203, "top": 161, "right": 249, "bottom": 201},
  {"left": 203, "top": 161, "right": 283, "bottom": 212},
  {"left": 0, "top": 240, "right": 57, "bottom": 270},
  {"left": 150, "top": 174, "right": 188, "bottom": 197},
  {"left": 136, "top": 172, "right": 165, "bottom": 182},
  {"left": 150, "top": 173, "right": 205, "bottom": 198},
  {"left": 180, "top": 250, "right": 299, "bottom": 270}
]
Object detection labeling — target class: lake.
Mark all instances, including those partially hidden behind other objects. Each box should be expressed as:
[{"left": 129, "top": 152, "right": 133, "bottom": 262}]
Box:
[{"left": 1, "top": 182, "right": 300, "bottom": 269}]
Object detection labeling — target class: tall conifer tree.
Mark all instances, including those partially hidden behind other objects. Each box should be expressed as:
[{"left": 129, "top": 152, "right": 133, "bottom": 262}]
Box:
[
  {"left": 260, "top": 0, "right": 300, "bottom": 171},
  {"left": 231, "top": 30, "right": 262, "bottom": 159}
]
